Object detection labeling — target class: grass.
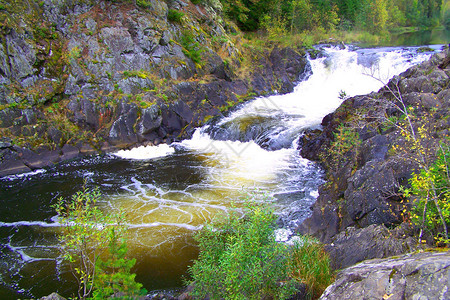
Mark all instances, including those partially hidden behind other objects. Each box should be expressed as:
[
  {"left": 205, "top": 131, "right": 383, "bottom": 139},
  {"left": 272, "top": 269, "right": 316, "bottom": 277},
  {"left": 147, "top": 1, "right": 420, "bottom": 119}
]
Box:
[{"left": 290, "top": 236, "right": 335, "bottom": 299}]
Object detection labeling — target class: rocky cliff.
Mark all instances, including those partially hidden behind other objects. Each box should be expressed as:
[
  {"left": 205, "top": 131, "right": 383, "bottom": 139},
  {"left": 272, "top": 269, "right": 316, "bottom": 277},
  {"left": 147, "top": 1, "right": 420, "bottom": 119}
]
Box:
[
  {"left": 298, "top": 48, "right": 450, "bottom": 269},
  {"left": 0, "top": 0, "right": 309, "bottom": 177}
]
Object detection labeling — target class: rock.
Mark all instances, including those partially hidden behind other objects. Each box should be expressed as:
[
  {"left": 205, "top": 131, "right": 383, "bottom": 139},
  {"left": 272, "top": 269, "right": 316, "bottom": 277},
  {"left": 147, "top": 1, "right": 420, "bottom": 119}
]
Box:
[
  {"left": 61, "top": 144, "right": 80, "bottom": 161},
  {"left": 39, "top": 292, "right": 67, "bottom": 300},
  {"left": 5, "top": 29, "right": 36, "bottom": 82},
  {"left": 298, "top": 49, "right": 450, "bottom": 247},
  {"left": 100, "top": 27, "right": 135, "bottom": 55},
  {"left": 67, "top": 98, "right": 100, "bottom": 130},
  {"left": 0, "top": 0, "right": 310, "bottom": 177},
  {"left": 0, "top": 149, "right": 32, "bottom": 177},
  {"left": 137, "top": 104, "right": 162, "bottom": 139},
  {"left": 320, "top": 250, "right": 450, "bottom": 300},
  {"left": 325, "top": 224, "right": 419, "bottom": 270},
  {"left": 18, "top": 147, "right": 61, "bottom": 169},
  {"left": 117, "top": 77, "right": 154, "bottom": 95},
  {"left": 108, "top": 101, "right": 139, "bottom": 147},
  {"left": 79, "top": 143, "right": 97, "bottom": 155}
]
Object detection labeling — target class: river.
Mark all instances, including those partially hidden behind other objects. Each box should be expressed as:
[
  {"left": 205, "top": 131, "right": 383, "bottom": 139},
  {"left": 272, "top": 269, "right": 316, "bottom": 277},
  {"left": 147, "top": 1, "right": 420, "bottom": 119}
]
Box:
[{"left": 0, "top": 45, "right": 443, "bottom": 298}]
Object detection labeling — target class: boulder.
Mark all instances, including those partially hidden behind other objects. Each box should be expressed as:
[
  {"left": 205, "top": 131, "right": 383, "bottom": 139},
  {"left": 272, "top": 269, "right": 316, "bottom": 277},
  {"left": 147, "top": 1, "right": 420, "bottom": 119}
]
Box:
[
  {"left": 18, "top": 147, "right": 61, "bottom": 169},
  {"left": 0, "top": 149, "right": 32, "bottom": 177},
  {"left": 39, "top": 292, "right": 67, "bottom": 300},
  {"left": 320, "top": 250, "right": 450, "bottom": 300}
]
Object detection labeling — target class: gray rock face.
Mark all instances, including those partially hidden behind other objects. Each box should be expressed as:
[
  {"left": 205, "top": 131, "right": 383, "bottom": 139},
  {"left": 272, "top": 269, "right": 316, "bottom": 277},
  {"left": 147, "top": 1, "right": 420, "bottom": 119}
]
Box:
[
  {"left": 108, "top": 101, "right": 139, "bottom": 147},
  {"left": 137, "top": 104, "right": 162, "bottom": 139},
  {"left": 5, "top": 29, "right": 36, "bottom": 83},
  {"left": 320, "top": 250, "right": 450, "bottom": 300},
  {"left": 0, "top": 0, "right": 310, "bottom": 177}
]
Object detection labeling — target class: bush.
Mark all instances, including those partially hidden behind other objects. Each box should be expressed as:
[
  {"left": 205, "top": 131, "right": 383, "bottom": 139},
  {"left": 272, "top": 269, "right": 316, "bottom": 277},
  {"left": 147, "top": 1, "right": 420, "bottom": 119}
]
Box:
[
  {"left": 167, "top": 9, "right": 185, "bottom": 23},
  {"left": 180, "top": 31, "right": 203, "bottom": 65},
  {"left": 321, "top": 124, "right": 360, "bottom": 173},
  {"left": 188, "top": 200, "right": 297, "bottom": 299},
  {"left": 187, "top": 197, "right": 333, "bottom": 299},
  {"left": 407, "top": 140, "right": 450, "bottom": 245},
  {"left": 136, "top": 0, "right": 151, "bottom": 9}
]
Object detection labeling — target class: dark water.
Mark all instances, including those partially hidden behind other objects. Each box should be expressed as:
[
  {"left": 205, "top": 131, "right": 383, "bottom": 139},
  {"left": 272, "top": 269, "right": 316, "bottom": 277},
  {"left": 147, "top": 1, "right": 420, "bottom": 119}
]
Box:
[
  {"left": 0, "top": 153, "right": 207, "bottom": 298},
  {"left": 389, "top": 28, "right": 450, "bottom": 46}
]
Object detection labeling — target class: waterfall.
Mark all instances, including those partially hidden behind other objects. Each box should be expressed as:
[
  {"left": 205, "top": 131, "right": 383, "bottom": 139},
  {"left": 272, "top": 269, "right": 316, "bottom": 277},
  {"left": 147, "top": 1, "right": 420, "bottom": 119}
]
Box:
[{"left": 0, "top": 45, "right": 441, "bottom": 298}]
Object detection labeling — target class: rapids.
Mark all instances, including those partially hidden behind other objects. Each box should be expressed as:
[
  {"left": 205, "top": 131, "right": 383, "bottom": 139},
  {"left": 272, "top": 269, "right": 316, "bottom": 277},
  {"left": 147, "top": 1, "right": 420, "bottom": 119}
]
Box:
[{"left": 0, "top": 45, "right": 442, "bottom": 298}]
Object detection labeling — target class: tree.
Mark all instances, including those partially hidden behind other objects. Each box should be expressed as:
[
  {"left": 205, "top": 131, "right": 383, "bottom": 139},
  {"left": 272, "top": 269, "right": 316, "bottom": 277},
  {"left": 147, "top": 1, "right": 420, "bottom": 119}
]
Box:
[
  {"left": 92, "top": 228, "right": 147, "bottom": 299},
  {"left": 355, "top": 0, "right": 388, "bottom": 33},
  {"left": 54, "top": 187, "right": 145, "bottom": 299}
]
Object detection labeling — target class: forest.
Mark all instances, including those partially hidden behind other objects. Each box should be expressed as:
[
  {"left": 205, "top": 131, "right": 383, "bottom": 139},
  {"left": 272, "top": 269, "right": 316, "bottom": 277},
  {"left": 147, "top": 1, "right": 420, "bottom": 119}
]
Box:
[{"left": 214, "top": 0, "right": 447, "bottom": 37}]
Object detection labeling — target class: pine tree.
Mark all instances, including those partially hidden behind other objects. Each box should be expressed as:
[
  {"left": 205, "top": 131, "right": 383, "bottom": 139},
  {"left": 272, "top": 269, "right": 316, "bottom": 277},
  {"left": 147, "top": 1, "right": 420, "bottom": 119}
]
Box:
[{"left": 92, "top": 228, "right": 147, "bottom": 299}]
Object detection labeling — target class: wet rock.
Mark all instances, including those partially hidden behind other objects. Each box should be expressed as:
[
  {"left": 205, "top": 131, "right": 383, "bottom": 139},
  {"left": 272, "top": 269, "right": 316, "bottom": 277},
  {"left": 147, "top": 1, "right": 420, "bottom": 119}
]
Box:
[
  {"left": 320, "top": 250, "right": 450, "bottom": 300},
  {"left": 0, "top": 149, "right": 32, "bottom": 177},
  {"left": 67, "top": 98, "right": 100, "bottom": 130},
  {"left": 108, "top": 101, "right": 139, "bottom": 147},
  {"left": 61, "top": 144, "right": 80, "bottom": 161},
  {"left": 160, "top": 104, "right": 184, "bottom": 137},
  {"left": 298, "top": 49, "right": 450, "bottom": 247},
  {"left": 0, "top": 0, "right": 310, "bottom": 177},
  {"left": 137, "top": 104, "right": 162, "bottom": 139},
  {"left": 18, "top": 147, "right": 61, "bottom": 169},
  {"left": 79, "top": 143, "right": 97, "bottom": 155}
]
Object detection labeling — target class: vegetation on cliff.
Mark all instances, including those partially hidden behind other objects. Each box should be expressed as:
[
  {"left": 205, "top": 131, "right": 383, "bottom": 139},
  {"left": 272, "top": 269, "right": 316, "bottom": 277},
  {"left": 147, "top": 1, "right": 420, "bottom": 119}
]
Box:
[
  {"left": 0, "top": 0, "right": 448, "bottom": 177},
  {"left": 0, "top": 0, "right": 310, "bottom": 177}
]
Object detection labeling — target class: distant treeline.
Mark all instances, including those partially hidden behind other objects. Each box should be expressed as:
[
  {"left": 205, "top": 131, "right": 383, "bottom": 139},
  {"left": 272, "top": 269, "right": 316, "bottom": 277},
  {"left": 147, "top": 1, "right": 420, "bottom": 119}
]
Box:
[{"left": 211, "top": 0, "right": 447, "bottom": 33}]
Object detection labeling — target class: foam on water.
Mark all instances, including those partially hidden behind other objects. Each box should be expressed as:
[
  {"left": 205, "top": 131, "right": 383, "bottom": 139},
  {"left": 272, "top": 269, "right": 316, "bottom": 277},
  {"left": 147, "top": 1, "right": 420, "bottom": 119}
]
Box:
[
  {"left": 113, "top": 144, "right": 175, "bottom": 160},
  {"left": 179, "top": 129, "right": 295, "bottom": 185}
]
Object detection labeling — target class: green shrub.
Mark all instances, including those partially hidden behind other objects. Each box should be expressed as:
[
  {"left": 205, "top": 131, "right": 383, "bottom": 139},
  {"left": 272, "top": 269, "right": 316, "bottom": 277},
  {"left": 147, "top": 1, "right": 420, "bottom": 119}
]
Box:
[
  {"left": 188, "top": 198, "right": 298, "bottom": 299},
  {"left": 406, "top": 140, "right": 450, "bottom": 245},
  {"left": 180, "top": 32, "right": 203, "bottom": 65},
  {"left": 136, "top": 0, "right": 151, "bottom": 9},
  {"left": 321, "top": 124, "right": 360, "bottom": 173},
  {"left": 92, "top": 228, "right": 147, "bottom": 299},
  {"left": 168, "top": 9, "right": 185, "bottom": 23}
]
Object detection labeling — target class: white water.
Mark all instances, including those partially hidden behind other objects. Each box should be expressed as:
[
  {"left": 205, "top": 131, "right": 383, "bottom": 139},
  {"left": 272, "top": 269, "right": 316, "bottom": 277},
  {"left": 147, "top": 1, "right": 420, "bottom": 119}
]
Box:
[
  {"left": 0, "top": 45, "right": 440, "bottom": 298},
  {"left": 113, "top": 144, "right": 175, "bottom": 160}
]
